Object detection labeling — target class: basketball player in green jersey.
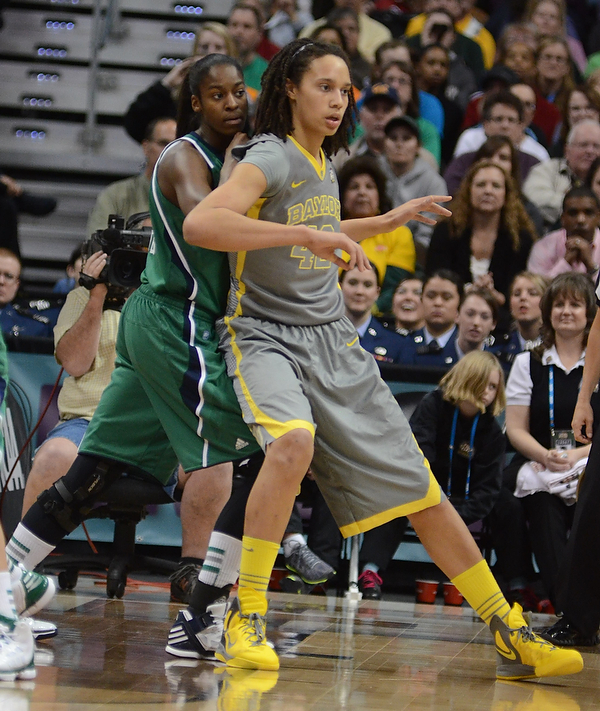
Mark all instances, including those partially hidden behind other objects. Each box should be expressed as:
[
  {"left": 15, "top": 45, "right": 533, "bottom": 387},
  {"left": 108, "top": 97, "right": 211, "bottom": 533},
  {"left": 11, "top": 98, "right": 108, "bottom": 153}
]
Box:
[{"left": 182, "top": 39, "right": 583, "bottom": 680}]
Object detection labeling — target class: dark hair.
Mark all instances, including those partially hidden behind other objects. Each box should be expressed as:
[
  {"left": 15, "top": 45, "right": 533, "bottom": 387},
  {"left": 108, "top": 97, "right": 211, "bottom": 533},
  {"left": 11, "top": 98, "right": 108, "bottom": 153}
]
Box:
[
  {"left": 482, "top": 90, "right": 524, "bottom": 122},
  {"left": 176, "top": 54, "right": 244, "bottom": 138},
  {"left": 461, "top": 287, "right": 499, "bottom": 323},
  {"left": 418, "top": 42, "right": 450, "bottom": 61},
  {"left": 423, "top": 269, "right": 465, "bottom": 303},
  {"left": 562, "top": 185, "right": 600, "bottom": 211},
  {"left": 328, "top": 6, "right": 359, "bottom": 26},
  {"left": 339, "top": 259, "right": 380, "bottom": 283},
  {"left": 143, "top": 117, "right": 174, "bottom": 142},
  {"left": 538, "top": 272, "right": 596, "bottom": 350},
  {"left": 126, "top": 211, "right": 152, "bottom": 229},
  {"left": 230, "top": 2, "right": 263, "bottom": 29},
  {"left": 474, "top": 135, "right": 522, "bottom": 186},
  {"left": 254, "top": 38, "right": 356, "bottom": 157},
  {"left": 310, "top": 23, "right": 348, "bottom": 53},
  {"left": 585, "top": 155, "right": 600, "bottom": 191},
  {"left": 67, "top": 245, "right": 83, "bottom": 267},
  {"left": 337, "top": 155, "right": 391, "bottom": 216},
  {"left": 558, "top": 85, "right": 600, "bottom": 147},
  {"left": 380, "top": 60, "right": 420, "bottom": 118}
]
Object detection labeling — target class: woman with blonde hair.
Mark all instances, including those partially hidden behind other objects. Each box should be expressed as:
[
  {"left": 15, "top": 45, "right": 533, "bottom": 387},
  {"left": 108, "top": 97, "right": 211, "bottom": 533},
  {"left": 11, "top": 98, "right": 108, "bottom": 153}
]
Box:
[{"left": 427, "top": 160, "right": 537, "bottom": 318}]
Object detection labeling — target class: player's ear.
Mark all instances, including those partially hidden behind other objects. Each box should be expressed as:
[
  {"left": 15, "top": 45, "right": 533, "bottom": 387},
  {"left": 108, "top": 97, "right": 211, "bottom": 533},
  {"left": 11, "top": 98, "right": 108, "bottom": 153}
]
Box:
[
  {"left": 191, "top": 94, "right": 202, "bottom": 115},
  {"left": 285, "top": 78, "right": 297, "bottom": 102}
]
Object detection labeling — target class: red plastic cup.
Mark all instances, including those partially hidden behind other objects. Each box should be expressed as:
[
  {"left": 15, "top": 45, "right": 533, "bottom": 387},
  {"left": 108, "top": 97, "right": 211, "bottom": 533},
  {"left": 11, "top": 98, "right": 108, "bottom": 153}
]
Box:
[
  {"left": 415, "top": 579, "right": 439, "bottom": 604},
  {"left": 443, "top": 581, "right": 464, "bottom": 606}
]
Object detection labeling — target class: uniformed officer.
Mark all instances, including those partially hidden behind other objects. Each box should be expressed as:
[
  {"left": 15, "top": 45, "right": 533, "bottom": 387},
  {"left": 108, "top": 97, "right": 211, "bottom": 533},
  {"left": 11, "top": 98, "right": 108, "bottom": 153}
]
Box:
[
  {"left": 0, "top": 248, "right": 57, "bottom": 339},
  {"left": 340, "top": 262, "right": 406, "bottom": 363}
]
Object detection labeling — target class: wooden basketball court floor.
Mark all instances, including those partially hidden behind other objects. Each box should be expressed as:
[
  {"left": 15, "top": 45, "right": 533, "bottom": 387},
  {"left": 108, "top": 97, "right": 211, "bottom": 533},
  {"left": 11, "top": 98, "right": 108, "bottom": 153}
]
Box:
[{"left": 12, "top": 575, "right": 600, "bottom": 710}]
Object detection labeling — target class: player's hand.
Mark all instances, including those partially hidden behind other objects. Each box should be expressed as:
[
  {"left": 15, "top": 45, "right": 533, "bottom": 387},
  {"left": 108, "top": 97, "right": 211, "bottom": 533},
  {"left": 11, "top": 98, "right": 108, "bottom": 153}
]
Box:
[
  {"left": 384, "top": 195, "right": 451, "bottom": 230},
  {"left": 304, "top": 229, "right": 369, "bottom": 271},
  {"left": 573, "top": 399, "right": 594, "bottom": 444},
  {"left": 219, "top": 132, "right": 249, "bottom": 186},
  {"left": 81, "top": 250, "right": 108, "bottom": 298}
]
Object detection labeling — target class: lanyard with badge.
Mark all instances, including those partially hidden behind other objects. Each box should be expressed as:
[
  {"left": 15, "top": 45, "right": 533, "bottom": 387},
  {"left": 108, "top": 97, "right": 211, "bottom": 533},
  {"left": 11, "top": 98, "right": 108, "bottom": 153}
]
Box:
[
  {"left": 448, "top": 407, "right": 480, "bottom": 500},
  {"left": 549, "top": 365, "right": 576, "bottom": 450}
]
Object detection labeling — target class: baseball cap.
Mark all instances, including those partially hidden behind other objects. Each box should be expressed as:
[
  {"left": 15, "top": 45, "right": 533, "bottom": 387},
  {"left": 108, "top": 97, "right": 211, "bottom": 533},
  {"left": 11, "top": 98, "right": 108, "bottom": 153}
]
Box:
[
  {"left": 384, "top": 115, "right": 421, "bottom": 141},
  {"left": 357, "top": 83, "right": 401, "bottom": 111}
]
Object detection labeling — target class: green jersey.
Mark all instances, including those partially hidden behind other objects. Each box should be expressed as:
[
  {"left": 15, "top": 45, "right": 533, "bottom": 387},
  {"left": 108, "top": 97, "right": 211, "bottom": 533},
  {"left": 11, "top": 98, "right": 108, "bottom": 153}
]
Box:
[{"left": 145, "top": 132, "right": 230, "bottom": 321}]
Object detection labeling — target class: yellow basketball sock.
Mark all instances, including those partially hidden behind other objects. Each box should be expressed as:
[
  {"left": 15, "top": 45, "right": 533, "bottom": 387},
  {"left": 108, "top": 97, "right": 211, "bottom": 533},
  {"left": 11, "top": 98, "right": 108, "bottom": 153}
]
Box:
[
  {"left": 451, "top": 559, "right": 511, "bottom": 625},
  {"left": 238, "top": 535, "right": 280, "bottom": 615}
]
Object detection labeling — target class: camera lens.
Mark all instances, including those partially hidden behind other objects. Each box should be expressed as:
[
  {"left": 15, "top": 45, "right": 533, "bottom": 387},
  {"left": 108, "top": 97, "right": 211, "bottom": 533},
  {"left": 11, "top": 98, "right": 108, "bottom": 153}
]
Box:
[{"left": 107, "top": 249, "right": 147, "bottom": 288}]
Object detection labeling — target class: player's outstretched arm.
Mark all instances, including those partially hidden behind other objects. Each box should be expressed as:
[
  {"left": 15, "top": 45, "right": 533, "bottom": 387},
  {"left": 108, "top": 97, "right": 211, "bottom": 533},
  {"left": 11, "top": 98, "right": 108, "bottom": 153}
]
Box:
[
  {"left": 341, "top": 195, "right": 452, "bottom": 243},
  {"left": 183, "top": 163, "right": 369, "bottom": 270},
  {"left": 573, "top": 308, "right": 600, "bottom": 443}
]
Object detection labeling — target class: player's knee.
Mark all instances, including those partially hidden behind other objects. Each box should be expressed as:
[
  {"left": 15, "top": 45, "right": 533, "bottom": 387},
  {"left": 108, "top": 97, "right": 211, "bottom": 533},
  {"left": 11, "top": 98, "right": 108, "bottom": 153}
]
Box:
[{"left": 268, "top": 428, "right": 314, "bottom": 472}]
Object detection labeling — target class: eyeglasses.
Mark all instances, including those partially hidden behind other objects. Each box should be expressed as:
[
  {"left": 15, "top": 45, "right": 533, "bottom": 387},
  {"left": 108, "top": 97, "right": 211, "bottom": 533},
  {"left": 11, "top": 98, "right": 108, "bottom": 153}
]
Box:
[
  {"left": 539, "top": 53, "right": 568, "bottom": 64},
  {"left": 487, "top": 115, "right": 520, "bottom": 124},
  {"left": 522, "top": 101, "right": 537, "bottom": 110},
  {"left": 0, "top": 272, "right": 18, "bottom": 282},
  {"left": 570, "top": 141, "right": 600, "bottom": 150}
]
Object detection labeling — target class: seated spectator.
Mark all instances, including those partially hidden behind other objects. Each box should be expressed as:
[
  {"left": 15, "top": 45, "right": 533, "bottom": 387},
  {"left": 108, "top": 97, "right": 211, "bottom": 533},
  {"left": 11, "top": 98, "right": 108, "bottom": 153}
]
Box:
[
  {"left": 329, "top": 6, "right": 372, "bottom": 90},
  {"left": 414, "top": 43, "right": 465, "bottom": 167},
  {"left": 549, "top": 86, "right": 600, "bottom": 158},
  {"left": 379, "top": 115, "right": 447, "bottom": 261},
  {"left": 510, "top": 82, "right": 548, "bottom": 149},
  {"left": 227, "top": 3, "right": 269, "bottom": 93},
  {"left": 499, "top": 272, "right": 598, "bottom": 608},
  {"left": 491, "top": 271, "right": 549, "bottom": 372},
  {"left": 53, "top": 245, "right": 82, "bottom": 295},
  {"left": 404, "top": 0, "right": 496, "bottom": 69},
  {"left": 338, "top": 155, "right": 416, "bottom": 313},
  {"left": 299, "top": 0, "right": 392, "bottom": 63},
  {"left": 453, "top": 288, "right": 498, "bottom": 361},
  {"left": 535, "top": 36, "right": 575, "bottom": 119},
  {"left": 525, "top": 0, "right": 586, "bottom": 76},
  {"left": 527, "top": 187, "right": 600, "bottom": 278},
  {"left": 264, "top": 0, "right": 313, "bottom": 48},
  {"left": 357, "top": 350, "right": 506, "bottom": 599},
  {"left": 523, "top": 119, "right": 600, "bottom": 229},
  {"left": 0, "top": 249, "right": 56, "bottom": 339},
  {"left": 453, "top": 90, "right": 549, "bottom": 163},
  {"left": 460, "top": 63, "right": 520, "bottom": 130},
  {"left": 445, "top": 135, "right": 544, "bottom": 236},
  {"left": 87, "top": 118, "right": 176, "bottom": 235},
  {"left": 585, "top": 154, "right": 600, "bottom": 203},
  {"left": 379, "top": 61, "right": 441, "bottom": 165},
  {"left": 386, "top": 276, "right": 425, "bottom": 334},
  {"left": 427, "top": 160, "right": 537, "bottom": 313},
  {"left": 340, "top": 263, "right": 405, "bottom": 362},
  {"left": 0, "top": 173, "right": 57, "bottom": 259},
  {"left": 398, "top": 269, "right": 463, "bottom": 367},
  {"left": 123, "top": 23, "right": 235, "bottom": 143}
]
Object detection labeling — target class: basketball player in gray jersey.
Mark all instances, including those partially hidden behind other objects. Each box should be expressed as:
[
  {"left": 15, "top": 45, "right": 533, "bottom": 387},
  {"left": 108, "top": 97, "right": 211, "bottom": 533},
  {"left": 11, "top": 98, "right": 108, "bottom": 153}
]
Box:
[{"left": 182, "top": 39, "right": 583, "bottom": 680}]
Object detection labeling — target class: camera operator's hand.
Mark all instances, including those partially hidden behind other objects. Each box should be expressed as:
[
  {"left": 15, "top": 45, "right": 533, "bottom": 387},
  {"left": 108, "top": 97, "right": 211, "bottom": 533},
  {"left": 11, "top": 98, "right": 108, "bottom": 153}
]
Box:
[
  {"left": 81, "top": 251, "right": 108, "bottom": 300},
  {"left": 0, "top": 174, "right": 23, "bottom": 198}
]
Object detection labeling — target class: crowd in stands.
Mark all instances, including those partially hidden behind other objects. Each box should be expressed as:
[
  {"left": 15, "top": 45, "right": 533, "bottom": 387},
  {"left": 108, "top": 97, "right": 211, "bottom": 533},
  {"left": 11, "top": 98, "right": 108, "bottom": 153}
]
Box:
[{"left": 4, "top": 0, "right": 600, "bottom": 612}]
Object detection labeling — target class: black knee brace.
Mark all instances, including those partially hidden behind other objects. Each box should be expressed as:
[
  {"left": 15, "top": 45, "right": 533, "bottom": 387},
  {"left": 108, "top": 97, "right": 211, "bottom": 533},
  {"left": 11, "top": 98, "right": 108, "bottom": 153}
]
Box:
[
  {"left": 35, "top": 455, "right": 123, "bottom": 534},
  {"left": 232, "top": 450, "right": 264, "bottom": 480}
]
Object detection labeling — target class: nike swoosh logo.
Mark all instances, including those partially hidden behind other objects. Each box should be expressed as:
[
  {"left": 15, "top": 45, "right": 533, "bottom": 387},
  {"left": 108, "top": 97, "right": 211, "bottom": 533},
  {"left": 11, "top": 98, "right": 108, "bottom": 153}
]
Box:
[
  {"left": 494, "top": 630, "right": 517, "bottom": 660},
  {"left": 243, "top": 546, "right": 254, "bottom": 553},
  {"left": 346, "top": 336, "right": 359, "bottom": 347},
  {"left": 291, "top": 180, "right": 306, "bottom": 188}
]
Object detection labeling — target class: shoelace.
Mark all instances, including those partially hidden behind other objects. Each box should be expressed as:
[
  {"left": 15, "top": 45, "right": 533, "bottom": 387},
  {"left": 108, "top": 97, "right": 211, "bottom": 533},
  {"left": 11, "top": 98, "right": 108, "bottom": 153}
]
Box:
[
  {"left": 242, "top": 613, "right": 266, "bottom": 646},
  {"left": 510, "top": 623, "right": 556, "bottom": 649},
  {"left": 292, "top": 545, "right": 325, "bottom": 571},
  {"left": 359, "top": 570, "right": 382, "bottom": 588},
  {"left": 169, "top": 563, "right": 200, "bottom": 584}
]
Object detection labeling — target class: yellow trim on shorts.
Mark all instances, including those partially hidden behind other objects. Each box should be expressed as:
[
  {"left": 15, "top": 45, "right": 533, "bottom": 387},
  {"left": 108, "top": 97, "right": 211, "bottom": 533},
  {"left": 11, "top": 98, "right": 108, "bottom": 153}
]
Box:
[{"left": 338, "top": 466, "right": 443, "bottom": 538}]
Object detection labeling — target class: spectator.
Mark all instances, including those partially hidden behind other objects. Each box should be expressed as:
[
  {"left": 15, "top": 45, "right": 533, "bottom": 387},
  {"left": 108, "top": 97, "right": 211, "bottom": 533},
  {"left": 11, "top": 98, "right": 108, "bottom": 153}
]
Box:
[
  {"left": 453, "top": 288, "right": 498, "bottom": 360},
  {"left": 398, "top": 269, "right": 463, "bottom": 367},
  {"left": 523, "top": 118, "right": 600, "bottom": 228},
  {"left": 357, "top": 350, "right": 506, "bottom": 599},
  {"left": 379, "top": 61, "right": 442, "bottom": 165},
  {"left": 585, "top": 154, "right": 600, "bottom": 203},
  {"left": 453, "top": 90, "right": 550, "bottom": 163},
  {"left": 379, "top": 115, "right": 447, "bottom": 262},
  {"left": 329, "top": 7, "right": 371, "bottom": 89},
  {"left": 492, "top": 271, "right": 549, "bottom": 372},
  {"left": 53, "top": 245, "right": 82, "bottom": 295},
  {"left": 427, "top": 160, "right": 537, "bottom": 311},
  {"left": 549, "top": 85, "right": 600, "bottom": 158},
  {"left": 338, "top": 155, "right": 416, "bottom": 313},
  {"left": 264, "top": 0, "right": 313, "bottom": 48},
  {"left": 535, "top": 36, "right": 575, "bottom": 119},
  {"left": 87, "top": 118, "right": 176, "bottom": 235},
  {"left": 510, "top": 82, "right": 548, "bottom": 149},
  {"left": 309, "top": 22, "right": 346, "bottom": 48},
  {"left": 414, "top": 43, "right": 464, "bottom": 167},
  {"left": 123, "top": 23, "right": 236, "bottom": 143},
  {"left": 527, "top": 187, "right": 600, "bottom": 278},
  {"left": 502, "top": 272, "right": 598, "bottom": 608},
  {"left": 340, "top": 263, "right": 406, "bottom": 362},
  {"left": 299, "top": 0, "right": 392, "bottom": 62},
  {"left": 228, "top": 3, "right": 269, "bottom": 93},
  {"left": 524, "top": 0, "right": 586, "bottom": 75},
  {"left": 0, "top": 249, "right": 55, "bottom": 338},
  {"left": 458, "top": 63, "right": 520, "bottom": 132},
  {"left": 387, "top": 276, "right": 425, "bottom": 334}
]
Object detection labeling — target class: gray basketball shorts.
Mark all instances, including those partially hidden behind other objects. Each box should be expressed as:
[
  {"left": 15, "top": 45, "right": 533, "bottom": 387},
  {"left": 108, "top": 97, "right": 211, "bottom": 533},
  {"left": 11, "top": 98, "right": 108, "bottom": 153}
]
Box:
[{"left": 219, "top": 315, "right": 444, "bottom": 537}]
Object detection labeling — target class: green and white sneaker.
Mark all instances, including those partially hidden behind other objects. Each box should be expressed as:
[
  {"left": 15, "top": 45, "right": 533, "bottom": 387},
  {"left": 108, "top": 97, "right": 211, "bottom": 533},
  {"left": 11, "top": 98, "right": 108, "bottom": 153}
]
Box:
[
  {"left": 9, "top": 561, "right": 55, "bottom": 618},
  {"left": 0, "top": 620, "right": 35, "bottom": 682}
]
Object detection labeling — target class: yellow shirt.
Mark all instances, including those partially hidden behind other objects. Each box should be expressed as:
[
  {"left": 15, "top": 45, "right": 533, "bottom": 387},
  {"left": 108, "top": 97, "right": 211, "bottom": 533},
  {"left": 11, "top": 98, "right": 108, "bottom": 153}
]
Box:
[
  {"left": 405, "top": 14, "right": 496, "bottom": 69},
  {"left": 360, "top": 227, "right": 416, "bottom": 282},
  {"left": 53, "top": 287, "right": 120, "bottom": 421}
]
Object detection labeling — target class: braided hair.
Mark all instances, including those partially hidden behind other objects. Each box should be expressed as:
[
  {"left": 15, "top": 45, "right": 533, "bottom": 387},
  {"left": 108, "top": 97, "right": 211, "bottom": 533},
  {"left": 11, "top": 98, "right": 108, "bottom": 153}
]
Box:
[
  {"left": 254, "top": 38, "right": 356, "bottom": 157},
  {"left": 176, "top": 54, "right": 244, "bottom": 138}
]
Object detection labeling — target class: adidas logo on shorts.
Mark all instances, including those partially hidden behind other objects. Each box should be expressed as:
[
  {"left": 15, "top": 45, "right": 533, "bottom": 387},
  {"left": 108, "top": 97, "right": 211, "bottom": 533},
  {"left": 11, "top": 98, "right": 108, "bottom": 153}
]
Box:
[{"left": 235, "top": 438, "right": 249, "bottom": 450}]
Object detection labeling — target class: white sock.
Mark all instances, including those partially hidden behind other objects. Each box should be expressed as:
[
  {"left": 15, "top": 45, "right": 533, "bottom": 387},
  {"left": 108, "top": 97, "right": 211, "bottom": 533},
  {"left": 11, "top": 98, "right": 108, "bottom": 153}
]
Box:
[
  {"left": 282, "top": 533, "right": 305, "bottom": 558},
  {"left": 362, "top": 562, "right": 380, "bottom": 574},
  {"left": 6, "top": 524, "right": 55, "bottom": 570},
  {"left": 0, "top": 571, "right": 17, "bottom": 628},
  {"left": 199, "top": 532, "right": 242, "bottom": 588}
]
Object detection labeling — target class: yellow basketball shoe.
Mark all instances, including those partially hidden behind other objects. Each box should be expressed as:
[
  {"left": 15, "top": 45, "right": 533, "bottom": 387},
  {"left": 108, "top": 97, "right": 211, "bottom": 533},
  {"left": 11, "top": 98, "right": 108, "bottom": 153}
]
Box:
[
  {"left": 491, "top": 604, "right": 583, "bottom": 680},
  {"left": 215, "top": 667, "right": 279, "bottom": 711},
  {"left": 215, "top": 593, "right": 279, "bottom": 671}
]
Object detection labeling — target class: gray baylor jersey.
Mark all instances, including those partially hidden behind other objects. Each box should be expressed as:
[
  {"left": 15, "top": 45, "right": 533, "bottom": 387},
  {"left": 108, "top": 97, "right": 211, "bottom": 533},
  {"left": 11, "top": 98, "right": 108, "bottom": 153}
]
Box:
[{"left": 227, "top": 134, "right": 344, "bottom": 326}]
